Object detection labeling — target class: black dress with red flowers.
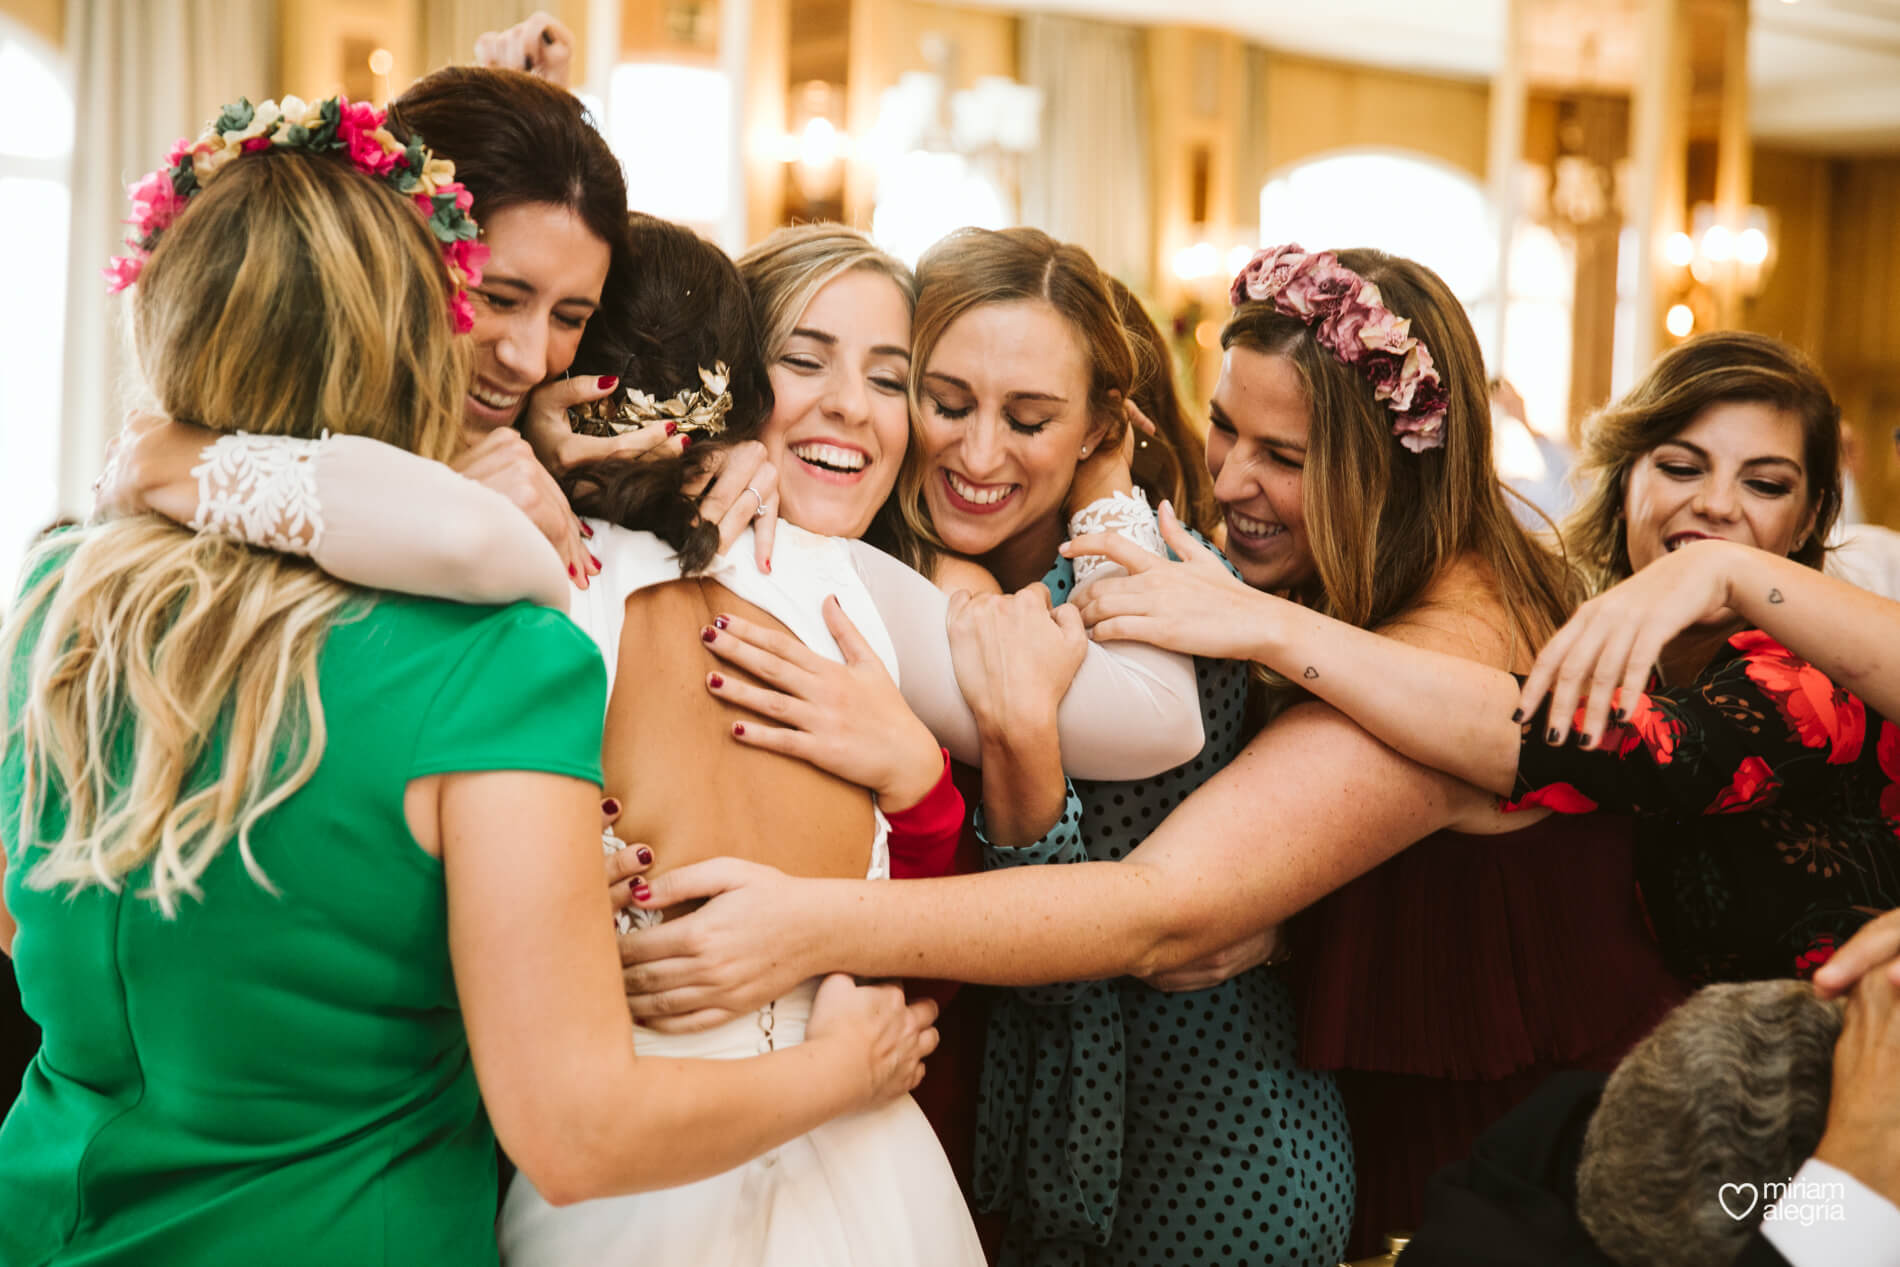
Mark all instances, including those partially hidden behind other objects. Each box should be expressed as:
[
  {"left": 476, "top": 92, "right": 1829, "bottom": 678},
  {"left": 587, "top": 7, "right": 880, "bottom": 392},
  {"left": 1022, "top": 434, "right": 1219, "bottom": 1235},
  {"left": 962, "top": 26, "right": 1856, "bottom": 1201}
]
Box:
[{"left": 1513, "top": 628, "right": 1900, "bottom": 985}]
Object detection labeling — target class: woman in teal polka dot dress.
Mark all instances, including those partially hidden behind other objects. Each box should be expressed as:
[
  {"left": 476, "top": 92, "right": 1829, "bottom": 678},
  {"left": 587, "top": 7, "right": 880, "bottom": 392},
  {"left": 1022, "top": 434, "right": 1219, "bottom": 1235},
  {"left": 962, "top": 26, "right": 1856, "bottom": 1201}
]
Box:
[{"left": 974, "top": 547, "right": 1354, "bottom": 1266}]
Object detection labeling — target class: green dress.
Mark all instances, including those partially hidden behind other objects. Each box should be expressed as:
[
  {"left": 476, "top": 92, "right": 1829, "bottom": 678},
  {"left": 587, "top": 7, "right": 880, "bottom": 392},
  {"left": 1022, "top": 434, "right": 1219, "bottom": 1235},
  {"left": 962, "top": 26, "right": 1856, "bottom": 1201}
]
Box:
[{"left": 0, "top": 554, "right": 605, "bottom": 1267}]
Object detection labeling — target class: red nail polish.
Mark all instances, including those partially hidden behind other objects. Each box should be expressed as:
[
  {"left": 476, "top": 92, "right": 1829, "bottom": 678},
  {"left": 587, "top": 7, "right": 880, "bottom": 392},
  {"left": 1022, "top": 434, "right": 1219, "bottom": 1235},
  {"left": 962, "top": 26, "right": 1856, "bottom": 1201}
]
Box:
[
  {"left": 732, "top": 722, "right": 746, "bottom": 737},
  {"left": 680, "top": 435, "right": 693, "bottom": 449},
  {"left": 713, "top": 615, "right": 729, "bottom": 630},
  {"left": 664, "top": 422, "right": 678, "bottom": 437},
  {"left": 708, "top": 673, "right": 724, "bottom": 689},
  {"left": 568, "top": 564, "right": 577, "bottom": 579},
  {"left": 632, "top": 881, "right": 652, "bottom": 902},
  {"left": 597, "top": 375, "right": 618, "bottom": 390},
  {"left": 701, "top": 627, "right": 717, "bottom": 643},
  {"left": 589, "top": 553, "right": 601, "bottom": 570},
  {"left": 635, "top": 845, "right": 653, "bottom": 865},
  {"left": 601, "top": 797, "right": 621, "bottom": 816},
  {"left": 580, "top": 521, "right": 594, "bottom": 538}
]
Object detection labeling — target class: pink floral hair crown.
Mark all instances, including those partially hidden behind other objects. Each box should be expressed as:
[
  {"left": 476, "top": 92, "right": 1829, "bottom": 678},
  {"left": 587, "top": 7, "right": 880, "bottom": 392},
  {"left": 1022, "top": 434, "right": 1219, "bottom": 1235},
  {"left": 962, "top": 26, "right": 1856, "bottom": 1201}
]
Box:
[
  {"left": 1230, "top": 244, "right": 1449, "bottom": 453},
  {"left": 107, "top": 95, "right": 488, "bottom": 333}
]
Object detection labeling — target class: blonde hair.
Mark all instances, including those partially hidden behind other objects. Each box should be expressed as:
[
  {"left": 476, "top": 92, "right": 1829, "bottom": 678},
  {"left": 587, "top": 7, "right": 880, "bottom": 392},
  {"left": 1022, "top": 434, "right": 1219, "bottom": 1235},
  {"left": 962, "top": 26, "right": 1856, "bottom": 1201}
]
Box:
[
  {"left": 896, "top": 227, "right": 1138, "bottom": 566},
  {"left": 1, "top": 149, "right": 468, "bottom": 915},
  {"left": 1562, "top": 331, "right": 1843, "bottom": 595},
  {"left": 1221, "top": 249, "right": 1577, "bottom": 653},
  {"left": 737, "top": 224, "right": 936, "bottom": 571},
  {"left": 739, "top": 223, "right": 914, "bottom": 362}
]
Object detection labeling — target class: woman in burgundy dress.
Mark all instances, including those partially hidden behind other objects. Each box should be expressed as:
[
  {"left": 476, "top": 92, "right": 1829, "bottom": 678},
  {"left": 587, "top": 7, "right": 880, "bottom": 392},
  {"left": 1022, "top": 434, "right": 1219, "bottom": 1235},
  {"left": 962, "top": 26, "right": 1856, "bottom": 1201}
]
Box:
[{"left": 1067, "top": 331, "right": 1896, "bottom": 1247}]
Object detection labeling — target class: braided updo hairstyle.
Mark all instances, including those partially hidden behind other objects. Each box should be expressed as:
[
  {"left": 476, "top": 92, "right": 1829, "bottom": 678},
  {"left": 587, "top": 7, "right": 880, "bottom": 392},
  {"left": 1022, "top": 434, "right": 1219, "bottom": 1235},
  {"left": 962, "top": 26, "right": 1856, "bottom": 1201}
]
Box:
[{"left": 560, "top": 213, "right": 774, "bottom": 572}]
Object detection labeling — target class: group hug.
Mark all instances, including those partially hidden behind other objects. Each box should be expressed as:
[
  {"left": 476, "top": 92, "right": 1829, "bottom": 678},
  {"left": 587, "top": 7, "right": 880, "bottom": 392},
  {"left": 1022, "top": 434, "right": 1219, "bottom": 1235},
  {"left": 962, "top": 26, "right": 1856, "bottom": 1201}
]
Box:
[{"left": 3, "top": 28, "right": 1900, "bottom": 1267}]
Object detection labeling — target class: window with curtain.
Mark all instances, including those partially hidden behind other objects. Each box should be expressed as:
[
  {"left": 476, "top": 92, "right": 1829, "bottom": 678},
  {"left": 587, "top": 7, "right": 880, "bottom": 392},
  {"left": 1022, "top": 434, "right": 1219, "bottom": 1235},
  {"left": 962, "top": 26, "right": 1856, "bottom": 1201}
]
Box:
[{"left": 0, "top": 21, "right": 73, "bottom": 595}]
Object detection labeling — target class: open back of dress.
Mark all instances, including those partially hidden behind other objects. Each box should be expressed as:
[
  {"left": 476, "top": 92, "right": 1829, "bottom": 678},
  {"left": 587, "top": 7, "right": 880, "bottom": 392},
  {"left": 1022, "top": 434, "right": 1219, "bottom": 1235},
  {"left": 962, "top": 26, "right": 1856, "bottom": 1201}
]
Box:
[
  {"left": 498, "top": 520, "right": 984, "bottom": 1267},
  {"left": 607, "top": 577, "right": 874, "bottom": 901}
]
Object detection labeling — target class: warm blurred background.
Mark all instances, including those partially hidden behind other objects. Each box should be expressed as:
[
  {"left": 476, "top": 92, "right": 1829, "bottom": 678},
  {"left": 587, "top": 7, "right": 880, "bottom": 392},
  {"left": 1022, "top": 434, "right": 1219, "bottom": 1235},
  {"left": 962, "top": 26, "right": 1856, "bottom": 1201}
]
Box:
[{"left": 4, "top": 0, "right": 1899, "bottom": 591}]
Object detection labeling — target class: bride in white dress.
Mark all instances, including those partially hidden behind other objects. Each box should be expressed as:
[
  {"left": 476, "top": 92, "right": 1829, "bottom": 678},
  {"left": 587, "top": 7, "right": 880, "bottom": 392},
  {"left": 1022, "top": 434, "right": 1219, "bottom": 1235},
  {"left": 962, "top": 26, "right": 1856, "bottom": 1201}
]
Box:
[{"left": 97, "top": 219, "right": 1197, "bottom": 1267}]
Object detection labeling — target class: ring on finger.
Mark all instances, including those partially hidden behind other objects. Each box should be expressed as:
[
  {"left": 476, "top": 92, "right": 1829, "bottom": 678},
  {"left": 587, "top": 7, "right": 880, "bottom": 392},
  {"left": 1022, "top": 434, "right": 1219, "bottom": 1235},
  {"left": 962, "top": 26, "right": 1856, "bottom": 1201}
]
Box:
[{"left": 742, "top": 485, "right": 765, "bottom": 520}]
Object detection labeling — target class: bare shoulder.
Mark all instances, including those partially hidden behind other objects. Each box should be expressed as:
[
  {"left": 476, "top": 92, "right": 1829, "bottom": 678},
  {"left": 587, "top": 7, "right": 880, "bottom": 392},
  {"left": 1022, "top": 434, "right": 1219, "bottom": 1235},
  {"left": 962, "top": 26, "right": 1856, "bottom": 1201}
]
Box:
[
  {"left": 933, "top": 555, "right": 1004, "bottom": 597},
  {"left": 1374, "top": 554, "right": 1527, "bottom": 671}
]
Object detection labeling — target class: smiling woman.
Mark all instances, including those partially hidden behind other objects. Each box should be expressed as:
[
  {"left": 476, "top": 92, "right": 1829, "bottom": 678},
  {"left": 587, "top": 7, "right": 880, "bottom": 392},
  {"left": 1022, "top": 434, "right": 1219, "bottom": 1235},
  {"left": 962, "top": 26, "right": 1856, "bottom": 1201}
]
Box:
[
  {"left": 1563, "top": 331, "right": 1842, "bottom": 600},
  {"left": 459, "top": 203, "right": 609, "bottom": 430},
  {"left": 387, "top": 66, "right": 630, "bottom": 438},
  {"left": 741, "top": 227, "right": 917, "bottom": 541}
]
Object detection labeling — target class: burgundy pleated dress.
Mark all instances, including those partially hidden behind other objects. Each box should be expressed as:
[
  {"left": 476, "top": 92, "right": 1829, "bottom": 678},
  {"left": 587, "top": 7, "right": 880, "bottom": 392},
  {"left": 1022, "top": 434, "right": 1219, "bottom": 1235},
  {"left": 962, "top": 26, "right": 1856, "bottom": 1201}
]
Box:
[{"left": 1294, "top": 813, "right": 1686, "bottom": 1258}]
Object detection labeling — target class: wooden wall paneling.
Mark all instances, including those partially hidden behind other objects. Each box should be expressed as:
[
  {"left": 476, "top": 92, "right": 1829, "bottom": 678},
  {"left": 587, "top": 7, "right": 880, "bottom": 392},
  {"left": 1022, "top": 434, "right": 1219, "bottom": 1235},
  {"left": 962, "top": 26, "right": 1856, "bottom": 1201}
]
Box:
[{"left": 1260, "top": 53, "right": 1490, "bottom": 179}]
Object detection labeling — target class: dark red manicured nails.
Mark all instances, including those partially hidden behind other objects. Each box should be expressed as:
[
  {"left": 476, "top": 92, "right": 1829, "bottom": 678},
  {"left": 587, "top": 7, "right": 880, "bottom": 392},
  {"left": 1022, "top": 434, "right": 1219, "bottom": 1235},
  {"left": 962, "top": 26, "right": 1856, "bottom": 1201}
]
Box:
[
  {"left": 732, "top": 722, "right": 746, "bottom": 737},
  {"left": 708, "top": 673, "right": 724, "bottom": 689},
  {"left": 597, "top": 375, "right": 618, "bottom": 390}
]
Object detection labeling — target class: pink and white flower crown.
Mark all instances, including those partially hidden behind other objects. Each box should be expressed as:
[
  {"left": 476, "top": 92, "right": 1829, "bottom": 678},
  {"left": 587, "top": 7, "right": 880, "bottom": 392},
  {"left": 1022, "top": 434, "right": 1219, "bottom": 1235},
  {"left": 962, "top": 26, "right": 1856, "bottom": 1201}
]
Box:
[
  {"left": 107, "top": 95, "right": 488, "bottom": 333},
  {"left": 1230, "top": 244, "right": 1450, "bottom": 453}
]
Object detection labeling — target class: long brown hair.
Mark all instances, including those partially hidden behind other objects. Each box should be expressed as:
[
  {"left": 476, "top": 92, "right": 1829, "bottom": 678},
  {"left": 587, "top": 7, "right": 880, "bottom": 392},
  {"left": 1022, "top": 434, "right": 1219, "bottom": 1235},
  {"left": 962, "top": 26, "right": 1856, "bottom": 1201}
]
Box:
[
  {"left": 895, "top": 227, "right": 1138, "bottom": 565},
  {"left": 1222, "top": 249, "right": 1577, "bottom": 648},
  {"left": 3, "top": 149, "right": 467, "bottom": 914},
  {"left": 558, "top": 214, "right": 773, "bottom": 573},
  {"left": 1563, "top": 331, "right": 1842, "bottom": 594},
  {"left": 1110, "top": 277, "right": 1220, "bottom": 538}
]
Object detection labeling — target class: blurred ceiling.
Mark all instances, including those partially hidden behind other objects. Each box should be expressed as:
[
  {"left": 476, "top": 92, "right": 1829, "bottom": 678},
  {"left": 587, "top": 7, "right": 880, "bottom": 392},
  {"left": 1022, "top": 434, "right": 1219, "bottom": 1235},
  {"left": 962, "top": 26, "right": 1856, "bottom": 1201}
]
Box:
[{"left": 956, "top": 0, "right": 1900, "bottom": 151}]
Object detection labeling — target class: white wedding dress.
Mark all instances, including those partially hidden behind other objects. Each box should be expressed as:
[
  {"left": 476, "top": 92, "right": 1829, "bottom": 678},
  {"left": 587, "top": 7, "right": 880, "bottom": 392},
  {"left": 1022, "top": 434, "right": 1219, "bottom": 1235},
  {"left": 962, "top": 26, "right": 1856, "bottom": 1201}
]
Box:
[{"left": 495, "top": 520, "right": 987, "bottom": 1267}]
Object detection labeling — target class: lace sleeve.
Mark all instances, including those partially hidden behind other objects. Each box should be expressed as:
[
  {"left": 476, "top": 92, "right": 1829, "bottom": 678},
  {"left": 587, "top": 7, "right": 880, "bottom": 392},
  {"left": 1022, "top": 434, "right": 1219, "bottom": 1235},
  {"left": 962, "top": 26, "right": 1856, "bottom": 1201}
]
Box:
[
  {"left": 845, "top": 539, "right": 1204, "bottom": 780},
  {"left": 1066, "top": 487, "right": 1166, "bottom": 590},
  {"left": 186, "top": 432, "right": 568, "bottom": 609},
  {"left": 189, "top": 432, "right": 326, "bottom": 554}
]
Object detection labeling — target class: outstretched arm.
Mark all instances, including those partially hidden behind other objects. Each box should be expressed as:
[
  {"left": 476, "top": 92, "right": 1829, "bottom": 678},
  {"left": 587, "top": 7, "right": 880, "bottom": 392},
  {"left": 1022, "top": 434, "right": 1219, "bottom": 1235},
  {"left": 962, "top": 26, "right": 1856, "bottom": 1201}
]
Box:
[
  {"left": 846, "top": 539, "right": 1203, "bottom": 781},
  {"left": 100, "top": 418, "right": 576, "bottom": 608},
  {"left": 620, "top": 697, "right": 1500, "bottom": 1022},
  {"left": 1518, "top": 540, "right": 1900, "bottom": 741},
  {"left": 1066, "top": 503, "right": 1525, "bottom": 794}
]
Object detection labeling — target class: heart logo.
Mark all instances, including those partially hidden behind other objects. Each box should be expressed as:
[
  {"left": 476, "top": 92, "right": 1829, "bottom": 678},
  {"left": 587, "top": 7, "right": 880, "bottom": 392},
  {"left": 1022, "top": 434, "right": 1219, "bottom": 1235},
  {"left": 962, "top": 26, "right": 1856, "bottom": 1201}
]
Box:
[
  {"left": 1303, "top": 667, "right": 1319, "bottom": 680},
  {"left": 1719, "top": 1182, "right": 1760, "bottom": 1221}
]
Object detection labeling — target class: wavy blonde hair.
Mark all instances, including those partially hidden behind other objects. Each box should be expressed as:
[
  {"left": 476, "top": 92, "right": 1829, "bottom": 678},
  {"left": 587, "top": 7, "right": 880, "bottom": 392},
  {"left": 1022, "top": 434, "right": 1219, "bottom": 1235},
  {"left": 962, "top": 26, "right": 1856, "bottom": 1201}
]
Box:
[{"left": 1, "top": 150, "right": 468, "bottom": 915}]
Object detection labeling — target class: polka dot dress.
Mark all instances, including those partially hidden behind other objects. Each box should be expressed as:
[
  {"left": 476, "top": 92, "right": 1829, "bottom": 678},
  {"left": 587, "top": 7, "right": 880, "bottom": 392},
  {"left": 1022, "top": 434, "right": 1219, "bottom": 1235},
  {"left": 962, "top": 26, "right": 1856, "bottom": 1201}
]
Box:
[{"left": 972, "top": 549, "right": 1355, "bottom": 1267}]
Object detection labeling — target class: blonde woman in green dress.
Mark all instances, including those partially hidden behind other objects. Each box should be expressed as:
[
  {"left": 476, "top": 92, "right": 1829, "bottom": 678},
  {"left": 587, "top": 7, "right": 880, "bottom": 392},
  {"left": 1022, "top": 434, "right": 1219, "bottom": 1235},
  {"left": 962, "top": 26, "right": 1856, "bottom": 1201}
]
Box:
[{"left": 0, "top": 102, "right": 934, "bottom": 1267}]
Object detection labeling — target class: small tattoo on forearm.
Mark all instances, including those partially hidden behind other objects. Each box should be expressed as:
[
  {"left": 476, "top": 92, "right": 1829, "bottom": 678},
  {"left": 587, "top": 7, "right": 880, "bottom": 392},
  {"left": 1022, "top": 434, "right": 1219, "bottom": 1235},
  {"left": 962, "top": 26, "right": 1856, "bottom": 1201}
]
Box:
[
  {"left": 1767, "top": 588, "right": 1784, "bottom": 604},
  {"left": 1303, "top": 666, "right": 1319, "bottom": 680}
]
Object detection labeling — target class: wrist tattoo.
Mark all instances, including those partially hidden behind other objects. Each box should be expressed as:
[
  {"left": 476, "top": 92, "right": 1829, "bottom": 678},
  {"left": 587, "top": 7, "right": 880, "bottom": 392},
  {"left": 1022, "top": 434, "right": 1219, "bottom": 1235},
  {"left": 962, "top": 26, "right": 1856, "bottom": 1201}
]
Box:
[
  {"left": 1303, "top": 666, "right": 1319, "bottom": 680},
  {"left": 1767, "top": 588, "right": 1784, "bottom": 604}
]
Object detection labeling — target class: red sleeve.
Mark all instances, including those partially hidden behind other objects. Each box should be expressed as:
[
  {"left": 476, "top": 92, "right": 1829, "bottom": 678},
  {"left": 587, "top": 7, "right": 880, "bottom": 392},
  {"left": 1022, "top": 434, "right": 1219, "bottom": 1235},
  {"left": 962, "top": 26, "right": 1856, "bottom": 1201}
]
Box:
[{"left": 885, "top": 748, "right": 965, "bottom": 880}]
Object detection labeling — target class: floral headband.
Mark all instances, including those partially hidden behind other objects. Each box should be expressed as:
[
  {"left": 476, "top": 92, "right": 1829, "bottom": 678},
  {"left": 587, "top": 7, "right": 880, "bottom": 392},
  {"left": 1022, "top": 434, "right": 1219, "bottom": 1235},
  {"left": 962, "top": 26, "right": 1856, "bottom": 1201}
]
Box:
[
  {"left": 1230, "top": 244, "right": 1449, "bottom": 453},
  {"left": 106, "top": 95, "right": 488, "bottom": 333}
]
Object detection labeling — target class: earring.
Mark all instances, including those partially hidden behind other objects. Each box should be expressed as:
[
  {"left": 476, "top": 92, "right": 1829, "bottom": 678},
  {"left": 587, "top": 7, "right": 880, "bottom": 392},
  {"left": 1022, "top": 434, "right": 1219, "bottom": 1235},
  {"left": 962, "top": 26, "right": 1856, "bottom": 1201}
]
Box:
[{"left": 1079, "top": 445, "right": 1090, "bottom": 458}]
